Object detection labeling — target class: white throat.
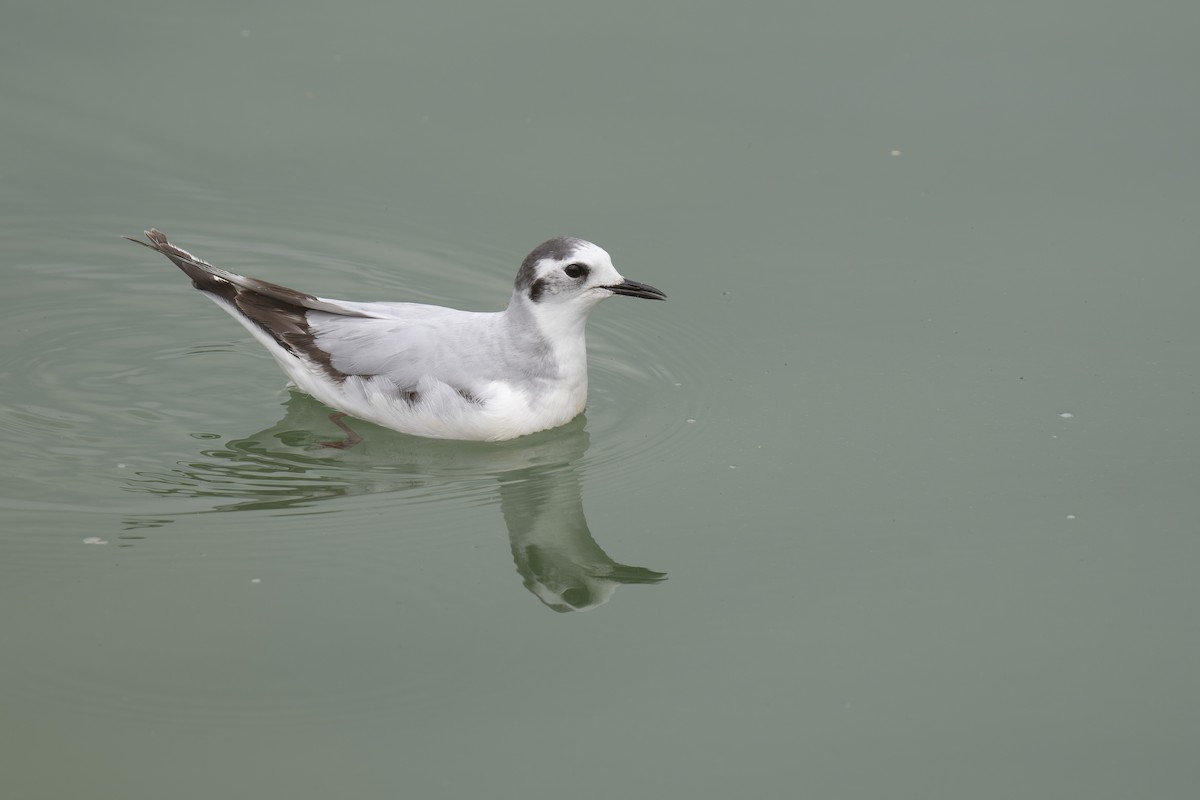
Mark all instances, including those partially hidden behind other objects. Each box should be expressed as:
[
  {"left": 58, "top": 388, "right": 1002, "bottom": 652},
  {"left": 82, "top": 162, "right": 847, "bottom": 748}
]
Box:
[{"left": 507, "top": 291, "right": 594, "bottom": 389}]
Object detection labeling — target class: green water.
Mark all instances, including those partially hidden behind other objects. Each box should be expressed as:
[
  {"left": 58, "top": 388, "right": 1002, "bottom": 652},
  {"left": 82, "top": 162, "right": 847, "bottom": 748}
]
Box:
[{"left": 3, "top": 2, "right": 1199, "bottom": 798}]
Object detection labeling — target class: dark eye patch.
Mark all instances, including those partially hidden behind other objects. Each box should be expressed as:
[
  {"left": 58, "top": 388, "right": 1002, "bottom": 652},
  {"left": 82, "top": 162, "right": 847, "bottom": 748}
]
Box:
[{"left": 563, "top": 263, "right": 589, "bottom": 279}]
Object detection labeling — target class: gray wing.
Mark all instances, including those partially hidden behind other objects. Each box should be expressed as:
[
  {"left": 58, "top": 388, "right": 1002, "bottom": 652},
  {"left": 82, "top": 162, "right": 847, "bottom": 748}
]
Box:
[
  {"left": 306, "top": 310, "right": 521, "bottom": 395},
  {"left": 127, "top": 228, "right": 510, "bottom": 393}
]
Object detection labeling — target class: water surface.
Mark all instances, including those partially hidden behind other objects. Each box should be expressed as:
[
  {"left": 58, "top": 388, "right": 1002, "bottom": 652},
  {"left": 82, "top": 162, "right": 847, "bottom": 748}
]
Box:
[{"left": 3, "top": 2, "right": 1199, "bottom": 798}]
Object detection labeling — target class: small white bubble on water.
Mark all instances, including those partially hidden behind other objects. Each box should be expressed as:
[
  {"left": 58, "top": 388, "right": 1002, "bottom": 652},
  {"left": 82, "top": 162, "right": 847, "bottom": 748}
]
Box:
[
  {"left": 83, "top": 537, "right": 108, "bottom": 545},
  {"left": 251, "top": 578, "right": 262, "bottom": 584},
  {"left": 686, "top": 418, "right": 696, "bottom": 424},
  {"left": 1066, "top": 515, "right": 1076, "bottom": 520},
  {"left": 1059, "top": 412, "right": 1074, "bottom": 418}
]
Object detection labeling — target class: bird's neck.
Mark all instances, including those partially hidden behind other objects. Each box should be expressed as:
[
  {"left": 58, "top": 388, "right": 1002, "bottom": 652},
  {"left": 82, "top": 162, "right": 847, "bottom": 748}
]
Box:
[{"left": 505, "top": 293, "right": 591, "bottom": 379}]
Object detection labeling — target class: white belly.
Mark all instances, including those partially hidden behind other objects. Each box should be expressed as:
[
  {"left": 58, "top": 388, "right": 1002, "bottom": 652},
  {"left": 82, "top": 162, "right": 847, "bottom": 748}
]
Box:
[{"left": 292, "top": 370, "right": 588, "bottom": 442}]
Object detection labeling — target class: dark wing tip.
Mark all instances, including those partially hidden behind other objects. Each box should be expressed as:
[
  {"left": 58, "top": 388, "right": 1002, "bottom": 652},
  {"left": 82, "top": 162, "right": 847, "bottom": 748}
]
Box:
[
  {"left": 124, "top": 228, "right": 204, "bottom": 266},
  {"left": 123, "top": 228, "right": 169, "bottom": 251}
]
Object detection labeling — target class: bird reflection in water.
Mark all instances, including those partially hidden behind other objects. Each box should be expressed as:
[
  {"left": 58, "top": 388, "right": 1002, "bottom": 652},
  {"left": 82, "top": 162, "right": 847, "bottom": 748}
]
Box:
[{"left": 123, "top": 391, "right": 665, "bottom": 612}]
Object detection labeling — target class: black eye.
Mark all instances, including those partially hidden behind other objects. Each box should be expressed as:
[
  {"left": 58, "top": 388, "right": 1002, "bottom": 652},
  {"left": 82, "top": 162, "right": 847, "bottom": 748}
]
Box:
[{"left": 563, "top": 263, "right": 589, "bottom": 279}]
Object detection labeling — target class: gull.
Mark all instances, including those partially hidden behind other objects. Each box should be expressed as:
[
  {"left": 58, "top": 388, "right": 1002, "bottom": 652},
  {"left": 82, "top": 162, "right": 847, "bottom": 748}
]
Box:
[{"left": 125, "top": 229, "right": 666, "bottom": 443}]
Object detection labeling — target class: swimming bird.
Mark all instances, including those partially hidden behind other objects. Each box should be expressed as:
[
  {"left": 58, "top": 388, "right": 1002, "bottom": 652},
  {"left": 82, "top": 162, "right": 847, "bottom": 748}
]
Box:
[{"left": 125, "top": 229, "right": 666, "bottom": 443}]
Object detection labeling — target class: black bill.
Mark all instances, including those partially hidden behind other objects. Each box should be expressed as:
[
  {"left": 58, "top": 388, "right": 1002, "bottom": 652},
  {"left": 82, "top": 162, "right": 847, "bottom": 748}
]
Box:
[{"left": 607, "top": 279, "right": 667, "bottom": 300}]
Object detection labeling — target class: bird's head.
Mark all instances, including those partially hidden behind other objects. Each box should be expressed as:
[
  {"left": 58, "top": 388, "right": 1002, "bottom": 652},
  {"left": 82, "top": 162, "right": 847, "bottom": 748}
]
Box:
[{"left": 513, "top": 237, "right": 666, "bottom": 320}]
